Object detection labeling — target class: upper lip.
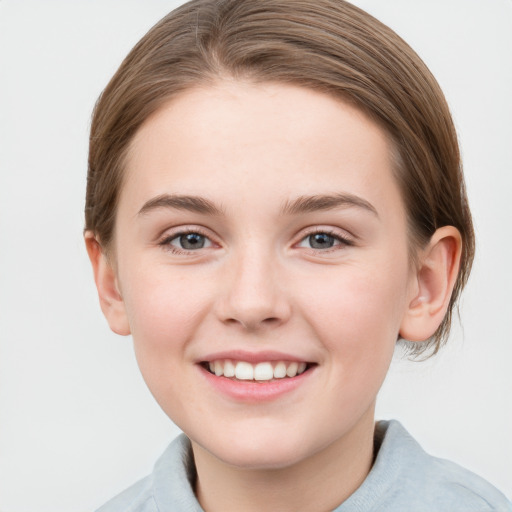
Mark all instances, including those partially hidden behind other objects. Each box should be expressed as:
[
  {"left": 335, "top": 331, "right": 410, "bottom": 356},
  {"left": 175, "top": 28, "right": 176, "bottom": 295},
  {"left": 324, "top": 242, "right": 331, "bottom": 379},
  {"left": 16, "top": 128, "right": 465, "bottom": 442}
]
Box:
[{"left": 197, "top": 350, "right": 313, "bottom": 364}]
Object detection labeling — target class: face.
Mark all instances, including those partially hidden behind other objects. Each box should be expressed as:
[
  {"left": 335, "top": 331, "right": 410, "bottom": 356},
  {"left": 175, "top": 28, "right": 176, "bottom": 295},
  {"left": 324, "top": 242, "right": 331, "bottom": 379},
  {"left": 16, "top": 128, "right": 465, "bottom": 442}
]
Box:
[{"left": 112, "top": 82, "right": 417, "bottom": 469}]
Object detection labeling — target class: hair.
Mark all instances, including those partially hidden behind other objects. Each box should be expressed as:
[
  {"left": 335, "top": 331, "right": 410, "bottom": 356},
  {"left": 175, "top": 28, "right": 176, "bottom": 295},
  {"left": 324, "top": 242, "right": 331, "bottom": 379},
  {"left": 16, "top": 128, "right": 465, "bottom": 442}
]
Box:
[{"left": 85, "top": 0, "right": 475, "bottom": 356}]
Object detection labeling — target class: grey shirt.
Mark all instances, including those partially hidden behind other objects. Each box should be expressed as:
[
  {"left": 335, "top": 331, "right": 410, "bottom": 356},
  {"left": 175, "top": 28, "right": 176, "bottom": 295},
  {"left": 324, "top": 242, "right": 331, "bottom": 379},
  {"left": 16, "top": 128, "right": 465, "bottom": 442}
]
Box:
[{"left": 96, "top": 420, "right": 511, "bottom": 512}]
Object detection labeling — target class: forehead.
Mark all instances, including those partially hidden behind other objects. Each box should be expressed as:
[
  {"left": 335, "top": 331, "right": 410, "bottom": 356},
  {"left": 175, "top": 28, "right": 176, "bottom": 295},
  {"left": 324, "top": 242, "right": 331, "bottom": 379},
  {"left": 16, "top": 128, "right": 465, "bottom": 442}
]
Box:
[{"left": 122, "top": 81, "right": 403, "bottom": 221}]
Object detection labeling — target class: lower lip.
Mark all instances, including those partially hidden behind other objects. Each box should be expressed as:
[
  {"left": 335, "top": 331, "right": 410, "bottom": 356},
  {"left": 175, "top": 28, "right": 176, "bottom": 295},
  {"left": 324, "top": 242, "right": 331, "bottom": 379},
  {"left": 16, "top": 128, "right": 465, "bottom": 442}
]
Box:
[{"left": 198, "top": 365, "right": 314, "bottom": 402}]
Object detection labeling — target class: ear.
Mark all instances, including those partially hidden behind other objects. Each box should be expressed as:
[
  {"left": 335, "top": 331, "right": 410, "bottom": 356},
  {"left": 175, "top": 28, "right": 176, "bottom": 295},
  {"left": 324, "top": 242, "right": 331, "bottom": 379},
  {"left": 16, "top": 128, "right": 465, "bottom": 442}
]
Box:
[
  {"left": 84, "top": 231, "right": 131, "bottom": 336},
  {"left": 399, "top": 226, "right": 462, "bottom": 342}
]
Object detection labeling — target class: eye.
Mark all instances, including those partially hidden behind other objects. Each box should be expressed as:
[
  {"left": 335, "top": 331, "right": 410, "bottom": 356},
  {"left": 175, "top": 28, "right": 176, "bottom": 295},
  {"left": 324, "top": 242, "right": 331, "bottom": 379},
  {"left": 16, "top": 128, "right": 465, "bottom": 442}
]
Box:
[
  {"left": 297, "top": 230, "right": 352, "bottom": 250},
  {"left": 162, "top": 231, "right": 213, "bottom": 252},
  {"left": 305, "top": 233, "right": 336, "bottom": 249}
]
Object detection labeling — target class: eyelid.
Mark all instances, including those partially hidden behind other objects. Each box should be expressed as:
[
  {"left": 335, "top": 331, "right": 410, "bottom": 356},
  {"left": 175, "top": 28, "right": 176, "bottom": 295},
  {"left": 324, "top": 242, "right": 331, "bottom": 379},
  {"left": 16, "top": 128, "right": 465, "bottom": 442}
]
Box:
[
  {"left": 294, "top": 226, "right": 355, "bottom": 251},
  {"left": 155, "top": 224, "right": 355, "bottom": 255},
  {"left": 157, "top": 225, "right": 219, "bottom": 253}
]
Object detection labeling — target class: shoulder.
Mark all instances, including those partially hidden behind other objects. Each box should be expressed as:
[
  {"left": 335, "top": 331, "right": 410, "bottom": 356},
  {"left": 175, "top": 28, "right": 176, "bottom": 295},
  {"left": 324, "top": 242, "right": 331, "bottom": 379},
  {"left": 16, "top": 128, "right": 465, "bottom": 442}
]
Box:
[
  {"left": 95, "top": 433, "right": 202, "bottom": 512},
  {"left": 377, "top": 420, "right": 511, "bottom": 511},
  {"left": 420, "top": 450, "right": 508, "bottom": 507},
  {"left": 404, "top": 448, "right": 511, "bottom": 511},
  {"left": 95, "top": 475, "right": 156, "bottom": 512},
  {"left": 337, "top": 420, "right": 511, "bottom": 512}
]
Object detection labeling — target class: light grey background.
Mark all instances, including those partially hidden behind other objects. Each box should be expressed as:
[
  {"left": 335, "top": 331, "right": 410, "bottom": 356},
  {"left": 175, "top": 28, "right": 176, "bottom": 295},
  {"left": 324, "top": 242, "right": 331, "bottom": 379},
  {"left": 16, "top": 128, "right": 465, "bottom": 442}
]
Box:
[{"left": 0, "top": 1, "right": 511, "bottom": 510}]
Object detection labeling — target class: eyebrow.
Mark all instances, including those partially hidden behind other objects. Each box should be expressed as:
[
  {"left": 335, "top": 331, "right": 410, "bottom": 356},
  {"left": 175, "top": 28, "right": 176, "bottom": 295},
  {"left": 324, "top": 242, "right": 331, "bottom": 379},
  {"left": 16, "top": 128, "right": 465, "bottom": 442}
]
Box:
[
  {"left": 138, "top": 194, "right": 224, "bottom": 216},
  {"left": 137, "top": 192, "right": 378, "bottom": 218},
  {"left": 281, "top": 193, "right": 379, "bottom": 217}
]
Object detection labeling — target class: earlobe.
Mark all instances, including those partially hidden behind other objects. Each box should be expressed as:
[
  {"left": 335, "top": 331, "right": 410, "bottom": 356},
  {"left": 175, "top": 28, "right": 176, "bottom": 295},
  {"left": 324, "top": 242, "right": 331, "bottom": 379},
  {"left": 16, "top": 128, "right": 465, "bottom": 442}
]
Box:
[
  {"left": 399, "top": 226, "right": 462, "bottom": 342},
  {"left": 84, "top": 232, "right": 131, "bottom": 336}
]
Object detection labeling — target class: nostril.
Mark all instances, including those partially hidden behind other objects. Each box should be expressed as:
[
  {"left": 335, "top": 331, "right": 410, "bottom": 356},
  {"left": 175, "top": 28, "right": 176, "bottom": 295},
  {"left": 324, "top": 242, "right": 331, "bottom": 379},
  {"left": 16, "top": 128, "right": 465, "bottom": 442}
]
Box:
[{"left": 223, "top": 316, "right": 282, "bottom": 330}]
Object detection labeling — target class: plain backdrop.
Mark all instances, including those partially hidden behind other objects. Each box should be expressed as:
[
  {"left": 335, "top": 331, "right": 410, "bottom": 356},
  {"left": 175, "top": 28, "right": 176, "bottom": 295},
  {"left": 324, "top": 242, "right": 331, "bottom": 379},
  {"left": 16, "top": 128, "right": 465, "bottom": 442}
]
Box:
[{"left": 0, "top": 1, "right": 511, "bottom": 510}]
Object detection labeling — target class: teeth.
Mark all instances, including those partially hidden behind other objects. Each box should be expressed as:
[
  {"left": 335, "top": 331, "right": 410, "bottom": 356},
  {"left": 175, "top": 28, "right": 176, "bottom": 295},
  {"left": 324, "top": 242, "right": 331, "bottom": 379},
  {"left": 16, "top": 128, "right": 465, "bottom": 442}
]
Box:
[
  {"left": 254, "top": 362, "right": 273, "bottom": 381},
  {"left": 214, "top": 360, "right": 223, "bottom": 376},
  {"left": 235, "top": 361, "right": 254, "bottom": 380},
  {"left": 206, "top": 359, "right": 310, "bottom": 381},
  {"left": 286, "top": 362, "right": 298, "bottom": 377},
  {"left": 273, "top": 361, "right": 287, "bottom": 379},
  {"left": 224, "top": 360, "right": 235, "bottom": 378}
]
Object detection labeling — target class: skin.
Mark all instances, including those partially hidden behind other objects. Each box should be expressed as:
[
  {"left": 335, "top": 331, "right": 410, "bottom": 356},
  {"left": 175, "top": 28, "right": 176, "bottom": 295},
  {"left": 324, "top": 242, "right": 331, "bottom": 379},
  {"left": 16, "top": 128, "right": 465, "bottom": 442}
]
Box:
[{"left": 86, "top": 82, "right": 461, "bottom": 512}]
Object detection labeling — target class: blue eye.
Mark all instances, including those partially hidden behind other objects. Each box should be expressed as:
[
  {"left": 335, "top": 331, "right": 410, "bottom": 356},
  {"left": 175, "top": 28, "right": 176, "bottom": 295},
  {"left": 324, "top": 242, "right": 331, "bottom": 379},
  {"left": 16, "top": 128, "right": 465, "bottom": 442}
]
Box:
[
  {"left": 165, "top": 232, "right": 213, "bottom": 251},
  {"left": 298, "top": 231, "right": 351, "bottom": 250},
  {"left": 308, "top": 233, "right": 336, "bottom": 249}
]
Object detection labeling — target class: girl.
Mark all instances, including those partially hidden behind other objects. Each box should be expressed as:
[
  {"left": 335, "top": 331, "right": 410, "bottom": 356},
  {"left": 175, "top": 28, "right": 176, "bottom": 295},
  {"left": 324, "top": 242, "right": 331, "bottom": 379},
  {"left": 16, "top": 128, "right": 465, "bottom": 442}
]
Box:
[{"left": 84, "top": 1, "right": 511, "bottom": 510}]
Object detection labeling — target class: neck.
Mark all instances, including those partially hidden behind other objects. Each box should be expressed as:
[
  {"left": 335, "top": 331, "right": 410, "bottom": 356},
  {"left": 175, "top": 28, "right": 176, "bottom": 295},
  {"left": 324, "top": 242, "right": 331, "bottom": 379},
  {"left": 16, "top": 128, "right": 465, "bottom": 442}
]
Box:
[{"left": 192, "top": 408, "right": 376, "bottom": 512}]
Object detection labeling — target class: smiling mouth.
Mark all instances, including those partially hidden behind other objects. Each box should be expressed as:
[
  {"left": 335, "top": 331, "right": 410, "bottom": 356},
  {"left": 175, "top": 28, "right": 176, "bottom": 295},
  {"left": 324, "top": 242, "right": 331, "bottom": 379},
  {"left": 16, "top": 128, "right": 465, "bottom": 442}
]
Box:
[{"left": 201, "top": 360, "right": 315, "bottom": 382}]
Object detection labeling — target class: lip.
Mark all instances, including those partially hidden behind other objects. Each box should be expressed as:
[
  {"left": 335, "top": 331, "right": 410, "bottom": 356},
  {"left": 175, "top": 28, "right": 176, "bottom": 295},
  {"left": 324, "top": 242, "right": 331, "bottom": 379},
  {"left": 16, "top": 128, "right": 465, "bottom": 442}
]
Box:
[
  {"left": 197, "top": 350, "right": 311, "bottom": 365},
  {"left": 197, "top": 354, "right": 316, "bottom": 403}
]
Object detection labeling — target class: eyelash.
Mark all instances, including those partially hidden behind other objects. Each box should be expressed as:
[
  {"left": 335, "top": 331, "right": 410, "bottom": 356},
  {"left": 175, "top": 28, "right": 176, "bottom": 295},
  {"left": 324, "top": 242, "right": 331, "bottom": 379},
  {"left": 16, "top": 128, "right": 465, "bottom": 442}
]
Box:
[
  {"left": 158, "top": 227, "right": 215, "bottom": 255},
  {"left": 298, "top": 228, "right": 354, "bottom": 253},
  {"left": 158, "top": 227, "right": 354, "bottom": 255}
]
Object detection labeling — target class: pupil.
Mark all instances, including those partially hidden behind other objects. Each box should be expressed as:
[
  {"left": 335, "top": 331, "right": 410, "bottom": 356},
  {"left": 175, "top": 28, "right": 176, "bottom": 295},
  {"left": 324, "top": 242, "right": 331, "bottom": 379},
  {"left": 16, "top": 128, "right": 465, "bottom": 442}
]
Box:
[
  {"left": 310, "top": 233, "right": 334, "bottom": 249},
  {"left": 180, "top": 233, "right": 205, "bottom": 250}
]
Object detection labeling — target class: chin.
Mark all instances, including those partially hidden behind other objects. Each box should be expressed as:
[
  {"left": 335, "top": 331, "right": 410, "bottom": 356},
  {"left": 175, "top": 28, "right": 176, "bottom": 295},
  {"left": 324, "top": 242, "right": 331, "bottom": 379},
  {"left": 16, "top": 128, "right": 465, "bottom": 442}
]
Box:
[
  {"left": 193, "top": 425, "right": 320, "bottom": 470},
  {"left": 214, "top": 445, "right": 308, "bottom": 471}
]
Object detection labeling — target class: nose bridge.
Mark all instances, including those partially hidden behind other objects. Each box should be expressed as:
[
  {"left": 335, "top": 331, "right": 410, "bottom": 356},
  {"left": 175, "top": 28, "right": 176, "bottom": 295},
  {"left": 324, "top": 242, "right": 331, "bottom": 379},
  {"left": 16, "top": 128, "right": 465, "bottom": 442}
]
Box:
[{"left": 218, "top": 240, "right": 290, "bottom": 329}]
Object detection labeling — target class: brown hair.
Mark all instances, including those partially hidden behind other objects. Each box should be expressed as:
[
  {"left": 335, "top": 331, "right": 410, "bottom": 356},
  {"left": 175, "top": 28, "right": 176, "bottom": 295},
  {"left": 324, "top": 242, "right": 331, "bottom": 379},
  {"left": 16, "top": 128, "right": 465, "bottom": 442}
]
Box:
[{"left": 85, "top": 0, "right": 474, "bottom": 356}]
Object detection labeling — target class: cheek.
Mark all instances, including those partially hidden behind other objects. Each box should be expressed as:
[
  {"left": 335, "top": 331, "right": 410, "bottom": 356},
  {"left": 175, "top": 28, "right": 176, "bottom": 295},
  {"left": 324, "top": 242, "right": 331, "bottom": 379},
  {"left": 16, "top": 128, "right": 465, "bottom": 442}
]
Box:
[
  {"left": 119, "top": 267, "right": 214, "bottom": 394},
  {"left": 123, "top": 267, "right": 209, "bottom": 339},
  {"left": 298, "top": 262, "right": 410, "bottom": 419},
  {"left": 121, "top": 269, "right": 214, "bottom": 417},
  {"left": 297, "top": 258, "right": 410, "bottom": 358}
]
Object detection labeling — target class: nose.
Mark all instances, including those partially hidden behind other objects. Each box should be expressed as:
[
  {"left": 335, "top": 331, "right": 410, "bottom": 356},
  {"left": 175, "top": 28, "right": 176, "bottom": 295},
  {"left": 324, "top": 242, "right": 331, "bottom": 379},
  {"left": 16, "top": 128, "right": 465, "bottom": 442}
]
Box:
[{"left": 215, "top": 247, "right": 292, "bottom": 331}]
